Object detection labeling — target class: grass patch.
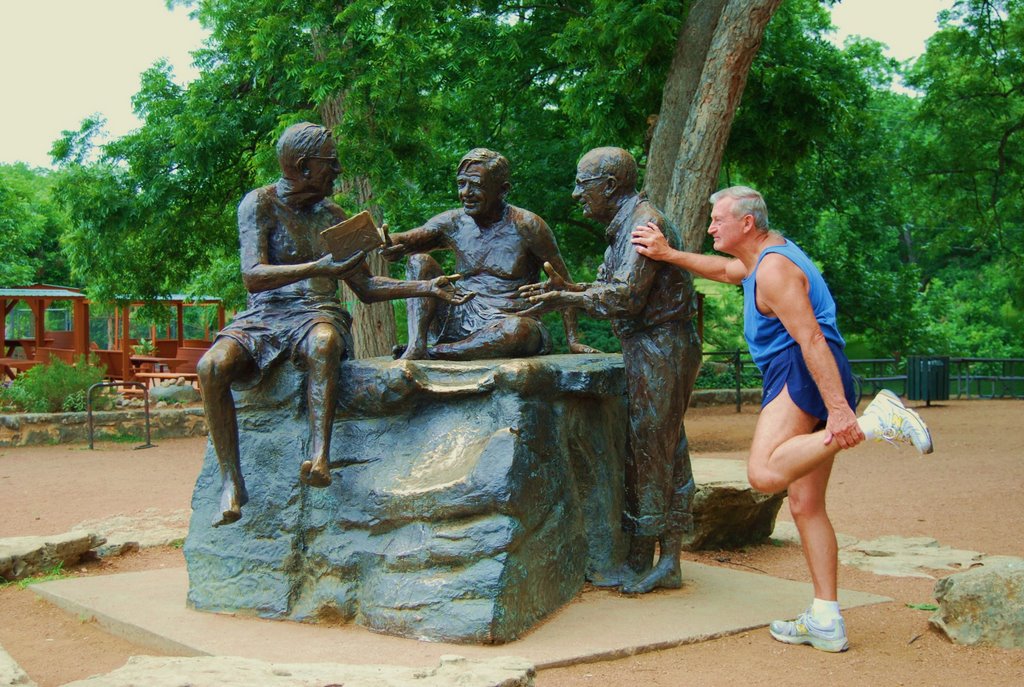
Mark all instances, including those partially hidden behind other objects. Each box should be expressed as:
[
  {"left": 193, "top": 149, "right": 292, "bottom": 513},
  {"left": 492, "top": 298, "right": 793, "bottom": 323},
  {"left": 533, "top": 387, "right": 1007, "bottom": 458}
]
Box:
[
  {"left": 906, "top": 603, "right": 939, "bottom": 611},
  {"left": 99, "top": 432, "right": 144, "bottom": 444},
  {"left": 1, "top": 562, "right": 69, "bottom": 589}
]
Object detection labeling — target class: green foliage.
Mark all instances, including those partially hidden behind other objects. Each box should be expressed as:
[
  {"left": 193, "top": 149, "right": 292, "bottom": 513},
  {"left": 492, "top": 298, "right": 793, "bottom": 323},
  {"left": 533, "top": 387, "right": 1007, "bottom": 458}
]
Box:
[
  {"left": 897, "top": 0, "right": 1024, "bottom": 355},
  {"left": 0, "top": 356, "right": 106, "bottom": 414},
  {"left": 132, "top": 338, "right": 157, "bottom": 356},
  {"left": 693, "top": 361, "right": 761, "bottom": 390},
  {"left": 36, "top": 0, "right": 1021, "bottom": 360},
  {"left": 0, "top": 163, "right": 73, "bottom": 286}
]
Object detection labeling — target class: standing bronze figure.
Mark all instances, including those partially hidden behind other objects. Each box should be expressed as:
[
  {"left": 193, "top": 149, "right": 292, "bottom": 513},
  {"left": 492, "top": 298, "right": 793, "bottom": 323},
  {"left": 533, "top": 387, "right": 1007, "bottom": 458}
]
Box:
[
  {"left": 520, "top": 147, "right": 702, "bottom": 593},
  {"left": 197, "top": 122, "right": 471, "bottom": 527},
  {"left": 383, "top": 148, "right": 596, "bottom": 359}
]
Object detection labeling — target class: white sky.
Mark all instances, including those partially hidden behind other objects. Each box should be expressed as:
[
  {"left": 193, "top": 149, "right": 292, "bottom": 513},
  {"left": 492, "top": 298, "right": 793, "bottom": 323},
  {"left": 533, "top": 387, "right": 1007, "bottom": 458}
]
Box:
[{"left": 0, "top": 0, "right": 955, "bottom": 170}]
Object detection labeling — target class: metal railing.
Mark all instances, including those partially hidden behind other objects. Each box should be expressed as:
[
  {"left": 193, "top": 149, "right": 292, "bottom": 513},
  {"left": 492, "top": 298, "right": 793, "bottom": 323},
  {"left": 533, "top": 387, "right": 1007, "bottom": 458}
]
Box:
[
  {"left": 950, "top": 357, "right": 1024, "bottom": 399},
  {"left": 699, "top": 351, "right": 1024, "bottom": 411},
  {"left": 87, "top": 381, "right": 156, "bottom": 449}
]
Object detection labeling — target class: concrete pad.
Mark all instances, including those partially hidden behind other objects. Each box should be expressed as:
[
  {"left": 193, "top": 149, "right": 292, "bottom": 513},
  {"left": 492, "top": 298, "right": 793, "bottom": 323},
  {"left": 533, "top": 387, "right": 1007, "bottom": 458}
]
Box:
[{"left": 32, "top": 564, "right": 889, "bottom": 669}]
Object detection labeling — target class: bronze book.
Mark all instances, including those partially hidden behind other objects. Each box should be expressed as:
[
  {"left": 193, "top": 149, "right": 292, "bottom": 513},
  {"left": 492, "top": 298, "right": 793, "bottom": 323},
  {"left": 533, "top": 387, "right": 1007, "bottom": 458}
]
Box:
[{"left": 320, "top": 210, "right": 385, "bottom": 260}]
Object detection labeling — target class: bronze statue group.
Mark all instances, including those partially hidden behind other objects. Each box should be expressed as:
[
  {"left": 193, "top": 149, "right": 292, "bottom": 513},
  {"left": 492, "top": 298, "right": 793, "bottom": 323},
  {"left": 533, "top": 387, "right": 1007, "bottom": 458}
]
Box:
[{"left": 198, "top": 122, "right": 934, "bottom": 654}]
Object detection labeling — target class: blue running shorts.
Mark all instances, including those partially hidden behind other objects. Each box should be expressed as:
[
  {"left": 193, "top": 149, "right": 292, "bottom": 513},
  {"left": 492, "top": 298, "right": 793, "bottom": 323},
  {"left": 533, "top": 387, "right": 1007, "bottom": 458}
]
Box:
[{"left": 760, "top": 341, "right": 857, "bottom": 422}]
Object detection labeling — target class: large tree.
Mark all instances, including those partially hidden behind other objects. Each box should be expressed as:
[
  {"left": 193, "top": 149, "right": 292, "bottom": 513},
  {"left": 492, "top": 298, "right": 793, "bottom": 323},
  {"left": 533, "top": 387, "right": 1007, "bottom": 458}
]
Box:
[{"left": 645, "top": 0, "right": 783, "bottom": 251}]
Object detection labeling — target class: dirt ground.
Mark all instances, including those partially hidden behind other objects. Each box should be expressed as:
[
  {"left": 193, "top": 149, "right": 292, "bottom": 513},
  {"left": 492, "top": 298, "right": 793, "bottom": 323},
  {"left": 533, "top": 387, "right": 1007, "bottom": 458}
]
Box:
[{"left": 1, "top": 398, "right": 1022, "bottom": 686}]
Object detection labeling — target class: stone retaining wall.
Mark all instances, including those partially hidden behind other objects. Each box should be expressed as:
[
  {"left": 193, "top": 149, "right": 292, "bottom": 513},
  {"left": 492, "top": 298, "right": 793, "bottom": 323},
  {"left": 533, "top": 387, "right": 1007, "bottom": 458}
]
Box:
[
  {"left": 0, "top": 389, "right": 760, "bottom": 448},
  {"left": 0, "top": 407, "right": 207, "bottom": 447}
]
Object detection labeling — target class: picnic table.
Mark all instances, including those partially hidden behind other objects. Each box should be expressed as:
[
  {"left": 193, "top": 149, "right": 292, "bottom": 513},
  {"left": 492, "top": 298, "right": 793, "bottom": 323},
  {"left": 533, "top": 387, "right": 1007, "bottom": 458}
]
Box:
[
  {"left": 0, "top": 357, "right": 41, "bottom": 380},
  {"left": 130, "top": 355, "right": 199, "bottom": 389}
]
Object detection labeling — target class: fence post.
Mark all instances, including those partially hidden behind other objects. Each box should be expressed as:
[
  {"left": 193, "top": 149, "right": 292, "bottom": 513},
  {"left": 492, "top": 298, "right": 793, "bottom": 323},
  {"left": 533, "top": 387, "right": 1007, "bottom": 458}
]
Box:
[{"left": 733, "top": 350, "right": 742, "bottom": 413}]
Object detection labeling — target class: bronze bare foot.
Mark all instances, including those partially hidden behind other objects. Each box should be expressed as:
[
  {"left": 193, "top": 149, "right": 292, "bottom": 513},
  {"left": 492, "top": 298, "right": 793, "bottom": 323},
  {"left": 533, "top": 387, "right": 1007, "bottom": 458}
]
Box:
[
  {"left": 588, "top": 563, "right": 640, "bottom": 588},
  {"left": 299, "top": 456, "right": 332, "bottom": 487},
  {"left": 622, "top": 532, "right": 683, "bottom": 594},
  {"left": 213, "top": 479, "right": 246, "bottom": 527},
  {"left": 398, "top": 342, "right": 428, "bottom": 360},
  {"left": 620, "top": 557, "right": 682, "bottom": 594}
]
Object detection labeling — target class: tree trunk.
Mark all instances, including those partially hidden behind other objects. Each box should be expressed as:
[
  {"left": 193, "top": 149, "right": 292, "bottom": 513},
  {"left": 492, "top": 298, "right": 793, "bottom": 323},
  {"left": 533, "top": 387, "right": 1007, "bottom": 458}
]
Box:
[
  {"left": 645, "top": 0, "right": 782, "bottom": 252},
  {"left": 319, "top": 97, "right": 399, "bottom": 359}
]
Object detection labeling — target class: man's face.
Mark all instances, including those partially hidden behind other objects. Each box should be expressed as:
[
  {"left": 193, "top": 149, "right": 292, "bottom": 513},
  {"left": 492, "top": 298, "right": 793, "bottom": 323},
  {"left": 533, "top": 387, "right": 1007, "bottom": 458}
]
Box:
[
  {"left": 300, "top": 138, "right": 341, "bottom": 198},
  {"left": 457, "top": 163, "right": 504, "bottom": 220},
  {"left": 572, "top": 162, "right": 614, "bottom": 223},
  {"left": 707, "top": 197, "right": 748, "bottom": 255}
]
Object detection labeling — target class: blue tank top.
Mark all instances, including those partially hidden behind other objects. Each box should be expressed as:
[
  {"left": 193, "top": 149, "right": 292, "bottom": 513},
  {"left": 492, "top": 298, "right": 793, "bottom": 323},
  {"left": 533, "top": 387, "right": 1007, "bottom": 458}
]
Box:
[{"left": 742, "top": 239, "right": 845, "bottom": 372}]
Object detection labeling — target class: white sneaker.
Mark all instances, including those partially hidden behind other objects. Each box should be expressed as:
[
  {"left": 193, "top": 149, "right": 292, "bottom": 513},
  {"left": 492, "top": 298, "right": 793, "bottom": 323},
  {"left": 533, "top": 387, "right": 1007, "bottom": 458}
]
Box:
[
  {"left": 865, "top": 388, "right": 903, "bottom": 413},
  {"left": 861, "top": 389, "right": 934, "bottom": 454},
  {"left": 769, "top": 609, "right": 849, "bottom": 652}
]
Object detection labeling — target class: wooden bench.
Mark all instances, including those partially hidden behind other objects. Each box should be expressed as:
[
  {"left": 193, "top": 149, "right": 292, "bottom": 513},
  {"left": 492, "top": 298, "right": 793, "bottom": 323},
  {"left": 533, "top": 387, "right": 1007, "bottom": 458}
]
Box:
[{"left": 0, "top": 357, "right": 40, "bottom": 380}]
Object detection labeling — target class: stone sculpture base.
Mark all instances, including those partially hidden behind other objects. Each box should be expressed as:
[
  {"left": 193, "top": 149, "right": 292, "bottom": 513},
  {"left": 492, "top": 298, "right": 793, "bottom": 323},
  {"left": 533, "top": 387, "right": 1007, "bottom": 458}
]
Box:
[{"left": 185, "top": 354, "right": 628, "bottom": 644}]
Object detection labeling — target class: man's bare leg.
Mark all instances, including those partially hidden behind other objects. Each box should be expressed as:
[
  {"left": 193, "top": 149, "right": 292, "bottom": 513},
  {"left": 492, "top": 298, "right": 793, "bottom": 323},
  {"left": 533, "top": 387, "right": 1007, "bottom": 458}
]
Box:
[
  {"left": 746, "top": 387, "right": 839, "bottom": 598},
  {"left": 788, "top": 458, "right": 838, "bottom": 600},
  {"left": 746, "top": 386, "right": 841, "bottom": 495},
  {"left": 197, "top": 339, "right": 256, "bottom": 526},
  {"left": 399, "top": 254, "right": 442, "bottom": 360},
  {"left": 429, "top": 316, "right": 544, "bottom": 360},
  {"left": 298, "top": 323, "right": 344, "bottom": 487}
]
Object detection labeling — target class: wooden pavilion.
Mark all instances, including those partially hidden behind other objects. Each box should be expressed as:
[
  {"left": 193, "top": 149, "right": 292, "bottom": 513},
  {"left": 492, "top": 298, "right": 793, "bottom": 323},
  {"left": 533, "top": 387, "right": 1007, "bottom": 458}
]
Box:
[{"left": 0, "top": 284, "right": 225, "bottom": 382}]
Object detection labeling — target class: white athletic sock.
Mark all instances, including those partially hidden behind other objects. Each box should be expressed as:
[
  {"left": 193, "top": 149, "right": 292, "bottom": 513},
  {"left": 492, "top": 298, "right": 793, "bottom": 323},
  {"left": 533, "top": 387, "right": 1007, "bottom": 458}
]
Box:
[
  {"left": 858, "top": 414, "right": 881, "bottom": 440},
  {"left": 810, "top": 598, "right": 842, "bottom": 623}
]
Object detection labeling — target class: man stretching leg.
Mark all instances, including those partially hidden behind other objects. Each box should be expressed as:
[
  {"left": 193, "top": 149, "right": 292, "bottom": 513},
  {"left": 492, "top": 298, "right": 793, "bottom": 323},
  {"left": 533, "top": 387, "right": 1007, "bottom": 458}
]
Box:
[{"left": 632, "top": 185, "right": 932, "bottom": 652}]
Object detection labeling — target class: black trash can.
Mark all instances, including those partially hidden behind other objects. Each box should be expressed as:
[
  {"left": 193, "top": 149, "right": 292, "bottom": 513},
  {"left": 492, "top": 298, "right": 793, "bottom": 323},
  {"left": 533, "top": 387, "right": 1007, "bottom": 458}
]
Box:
[{"left": 906, "top": 356, "right": 950, "bottom": 404}]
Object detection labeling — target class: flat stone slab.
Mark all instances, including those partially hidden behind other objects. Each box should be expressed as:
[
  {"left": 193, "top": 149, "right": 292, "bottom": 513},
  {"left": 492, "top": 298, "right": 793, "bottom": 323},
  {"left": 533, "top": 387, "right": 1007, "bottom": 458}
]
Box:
[
  {"left": 32, "top": 565, "right": 888, "bottom": 669},
  {"left": 61, "top": 655, "right": 534, "bottom": 687},
  {"left": 0, "top": 532, "right": 105, "bottom": 582},
  {"left": 771, "top": 522, "right": 1013, "bottom": 579}
]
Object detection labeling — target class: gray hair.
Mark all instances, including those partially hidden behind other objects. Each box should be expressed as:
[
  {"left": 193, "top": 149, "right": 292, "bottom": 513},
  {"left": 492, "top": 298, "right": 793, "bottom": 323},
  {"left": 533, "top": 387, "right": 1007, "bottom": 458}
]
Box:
[{"left": 709, "top": 186, "right": 769, "bottom": 231}]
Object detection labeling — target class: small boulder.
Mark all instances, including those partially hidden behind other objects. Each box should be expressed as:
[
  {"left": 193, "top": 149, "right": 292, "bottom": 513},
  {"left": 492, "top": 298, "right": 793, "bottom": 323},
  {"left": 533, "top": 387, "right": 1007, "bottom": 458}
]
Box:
[
  {"left": 930, "top": 556, "right": 1024, "bottom": 648},
  {"left": 149, "top": 383, "right": 200, "bottom": 404},
  {"left": 685, "top": 459, "right": 785, "bottom": 551}
]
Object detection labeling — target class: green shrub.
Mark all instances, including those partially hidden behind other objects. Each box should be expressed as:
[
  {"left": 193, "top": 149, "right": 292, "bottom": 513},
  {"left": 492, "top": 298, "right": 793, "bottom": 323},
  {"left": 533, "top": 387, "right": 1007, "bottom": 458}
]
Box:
[
  {"left": 132, "top": 338, "right": 156, "bottom": 356},
  {"left": 694, "top": 361, "right": 761, "bottom": 390},
  {"left": 0, "top": 355, "right": 108, "bottom": 413}
]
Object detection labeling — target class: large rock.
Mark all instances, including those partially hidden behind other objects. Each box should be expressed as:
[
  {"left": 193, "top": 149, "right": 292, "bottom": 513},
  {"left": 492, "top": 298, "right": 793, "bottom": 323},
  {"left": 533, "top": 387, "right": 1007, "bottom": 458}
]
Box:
[
  {"left": 61, "top": 654, "right": 534, "bottom": 687},
  {"left": 930, "top": 556, "right": 1024, "bottom": 648},
  {"left": 186, "top": 354, "right": 628, "bottom": 644},
  {"left": 685, "top": 459, "right": 785, "bottom": 551},
  {"left": 0, "top": 532, "right": 105, "bottom": 582}
]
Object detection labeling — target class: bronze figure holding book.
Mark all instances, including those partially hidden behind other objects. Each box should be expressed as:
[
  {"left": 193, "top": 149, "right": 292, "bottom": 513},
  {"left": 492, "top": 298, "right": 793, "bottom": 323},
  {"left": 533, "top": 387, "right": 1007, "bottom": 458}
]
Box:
[{"left": 197, "top": 122, "right": 472, "bottom": 526}]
